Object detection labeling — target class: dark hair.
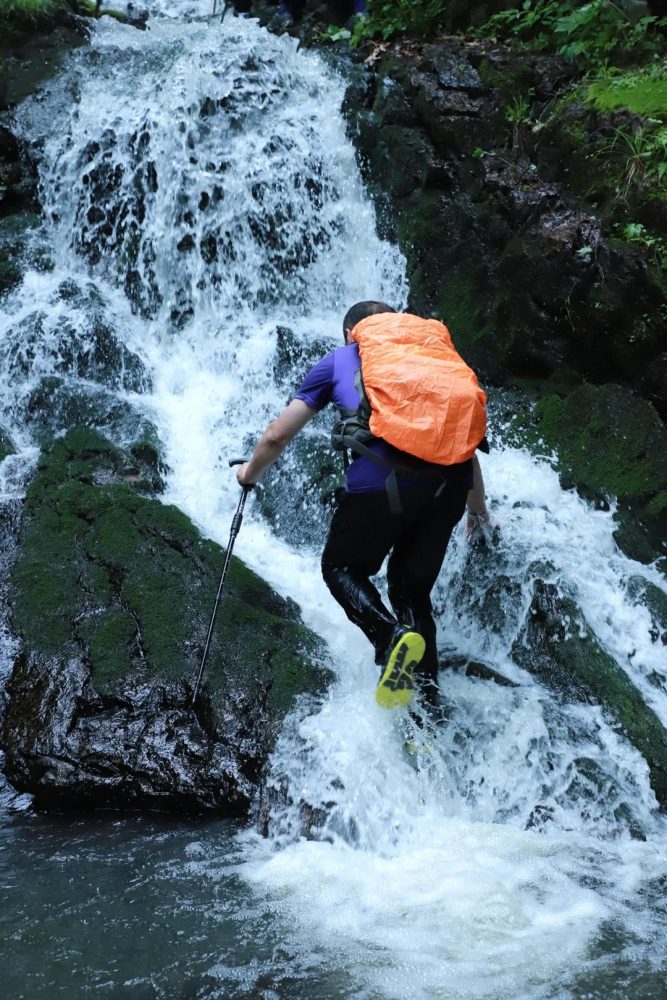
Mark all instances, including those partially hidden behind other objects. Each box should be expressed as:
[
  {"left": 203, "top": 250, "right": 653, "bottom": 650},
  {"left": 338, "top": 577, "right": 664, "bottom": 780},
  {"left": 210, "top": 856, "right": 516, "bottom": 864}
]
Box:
[{"left": 342, "top": 300, "right": 396, "bottom": 340}]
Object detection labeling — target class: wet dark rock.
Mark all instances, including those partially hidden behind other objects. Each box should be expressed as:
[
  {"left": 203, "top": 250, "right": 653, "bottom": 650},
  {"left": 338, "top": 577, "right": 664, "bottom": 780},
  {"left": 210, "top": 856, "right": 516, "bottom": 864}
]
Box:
[
  {"left": 1, "top": 428, "right": 331, "bottom": 813},
  {"left": 511, "top": 579, "right": 667, "bottom": 807},
  {"left": 72, "top": 126, "right": 163, "bottom": 317},
  {"left": 272, "top": 325, "right": 332, "bottom": 386},
  {"left": 125, "top": 2, "right": 149, "bottom": 30},
  {"left": 0, "top": 212, "right": 51, "bottom": 296},
  {"left": 338, "top": 35, "right": 666, "bottom": 561},
  {"left": 6, "top": 286, "right": 150, "bottom": 393},
  {"left": 0, "top": 124, "right": 38, "bottom": 218},
  {"left": 439, "top": 652, "right": 519, "bottom": 688},
  {"left": 0, "top": 426, "right": 15, "bottom": 463},
  {"left": 255, "top": 426, "right": 341, "bottom": 548},
  {"left": 21, "top": 377, "right": 160, "bottom": 459},
  {"left": 345, "top": 39, "right": 666, "bottom": 392}
]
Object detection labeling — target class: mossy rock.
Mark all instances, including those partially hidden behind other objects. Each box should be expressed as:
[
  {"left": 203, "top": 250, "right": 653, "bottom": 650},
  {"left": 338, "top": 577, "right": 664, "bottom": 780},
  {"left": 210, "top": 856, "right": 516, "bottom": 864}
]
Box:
[
  {"left": 3, "top": 428, "right": 330, "bottom": 812},
  {"left": 11, "top": 427, "right": 324, "bottom": 691},
  {"left": 0, "top": 16, "right": 90, "bottom": 111},
  {"left": 527, "top": 384, "right": 667, "bottom": 563},
  {"left": 512, "top": 579, "right": 667, "bottom": 807}
]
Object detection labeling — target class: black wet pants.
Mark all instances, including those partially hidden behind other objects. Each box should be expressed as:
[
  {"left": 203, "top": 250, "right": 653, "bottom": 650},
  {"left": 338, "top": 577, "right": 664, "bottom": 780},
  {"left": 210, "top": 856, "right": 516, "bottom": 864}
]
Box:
[{"left": 321, "top": 480, "right": 469, "bottom": 692}]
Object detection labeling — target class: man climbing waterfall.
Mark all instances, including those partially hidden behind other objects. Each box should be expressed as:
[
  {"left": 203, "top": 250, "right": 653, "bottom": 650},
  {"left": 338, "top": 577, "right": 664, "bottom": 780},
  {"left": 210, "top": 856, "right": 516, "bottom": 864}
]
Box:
[{"left": 236, "top": 301, "right": 490, "bottom": 709}]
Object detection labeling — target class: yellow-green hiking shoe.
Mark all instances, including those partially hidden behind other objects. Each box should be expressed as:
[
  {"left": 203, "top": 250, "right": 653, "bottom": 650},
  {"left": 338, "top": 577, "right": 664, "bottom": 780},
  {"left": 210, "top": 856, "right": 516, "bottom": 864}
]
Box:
[{"left": 375, "top": 630, "right": 425, "bottom": 709}]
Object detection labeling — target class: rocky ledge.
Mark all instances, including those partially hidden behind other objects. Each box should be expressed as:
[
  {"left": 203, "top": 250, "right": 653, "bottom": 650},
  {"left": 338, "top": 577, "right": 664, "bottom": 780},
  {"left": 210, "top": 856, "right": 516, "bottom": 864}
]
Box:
[
  {"left": 1, "top": 428, "right": 331, "bottom": 813},
  {"left": 337, "top": 34, "right": 666, "bottom": 567}
]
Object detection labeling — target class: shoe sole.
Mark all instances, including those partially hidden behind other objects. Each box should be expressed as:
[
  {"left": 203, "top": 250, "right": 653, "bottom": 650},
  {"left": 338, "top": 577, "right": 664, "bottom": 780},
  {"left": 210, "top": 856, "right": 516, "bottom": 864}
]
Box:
[{"left": 375, "top": 631, "right": 425, "bottom": 709}]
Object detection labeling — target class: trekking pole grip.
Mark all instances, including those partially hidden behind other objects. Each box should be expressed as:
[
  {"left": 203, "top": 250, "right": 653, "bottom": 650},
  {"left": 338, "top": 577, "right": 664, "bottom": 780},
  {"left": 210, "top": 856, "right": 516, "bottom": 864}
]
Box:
[{"left": 228, "top": 458, "right": 252, "bottom": 534}]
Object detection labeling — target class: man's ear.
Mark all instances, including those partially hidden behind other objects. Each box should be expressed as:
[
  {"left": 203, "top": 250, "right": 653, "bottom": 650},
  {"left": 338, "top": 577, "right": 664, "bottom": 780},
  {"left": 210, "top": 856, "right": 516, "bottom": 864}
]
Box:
[{"left": 344, "top": 327, "right": 353, "bottom": 344}]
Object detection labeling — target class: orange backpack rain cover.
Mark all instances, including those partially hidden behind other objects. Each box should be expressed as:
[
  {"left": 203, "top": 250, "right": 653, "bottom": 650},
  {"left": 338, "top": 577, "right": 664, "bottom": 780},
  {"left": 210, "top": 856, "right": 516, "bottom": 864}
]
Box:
[{"left": 351, "top": 313, "right": 487, "bottom": 466}]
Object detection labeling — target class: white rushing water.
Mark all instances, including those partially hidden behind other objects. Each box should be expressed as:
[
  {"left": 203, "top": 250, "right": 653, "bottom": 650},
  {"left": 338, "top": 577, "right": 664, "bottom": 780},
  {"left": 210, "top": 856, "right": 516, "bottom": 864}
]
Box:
[{"left": 1, "top": 4, "right": 666, "bottom": 997}]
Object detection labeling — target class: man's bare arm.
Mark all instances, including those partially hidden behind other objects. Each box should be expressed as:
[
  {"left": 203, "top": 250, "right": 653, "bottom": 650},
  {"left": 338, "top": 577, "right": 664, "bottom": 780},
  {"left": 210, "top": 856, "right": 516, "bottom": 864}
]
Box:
[
  {"left": 466, "top": 454, "right": 491, "bottom": 537},
  {"left": 236, "top": 399, "right": 317, "bottom": 486}
]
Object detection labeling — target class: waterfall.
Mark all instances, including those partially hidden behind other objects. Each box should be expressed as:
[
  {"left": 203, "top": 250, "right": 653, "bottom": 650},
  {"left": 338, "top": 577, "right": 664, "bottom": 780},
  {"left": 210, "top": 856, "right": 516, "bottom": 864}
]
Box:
[{"left": 1, "top": 4, "right": 666, "bottom": 997}]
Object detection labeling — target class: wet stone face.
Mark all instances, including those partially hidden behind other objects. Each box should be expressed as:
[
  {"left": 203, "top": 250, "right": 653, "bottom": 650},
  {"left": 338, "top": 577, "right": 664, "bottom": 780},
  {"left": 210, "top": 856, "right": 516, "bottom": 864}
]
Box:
[{"left": 1, "top": 430, "right": 330, "bottom": 814}]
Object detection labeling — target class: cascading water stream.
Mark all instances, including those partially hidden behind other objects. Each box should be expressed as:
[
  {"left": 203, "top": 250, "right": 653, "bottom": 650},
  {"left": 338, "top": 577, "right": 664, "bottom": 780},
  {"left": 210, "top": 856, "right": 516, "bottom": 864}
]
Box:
[{"left": 1, "top": 5, "right": 666, "bottom": 997}]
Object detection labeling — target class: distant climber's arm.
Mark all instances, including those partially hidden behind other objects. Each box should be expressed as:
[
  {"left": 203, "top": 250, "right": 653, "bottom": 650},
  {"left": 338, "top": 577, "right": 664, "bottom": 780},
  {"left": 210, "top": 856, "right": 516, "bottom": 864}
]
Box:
[
  {"left": 236, "top": 399, "right": 317, "bottom": 485},
  {"left": 466, "top": 454, "right": 491, "bottom": 538}
]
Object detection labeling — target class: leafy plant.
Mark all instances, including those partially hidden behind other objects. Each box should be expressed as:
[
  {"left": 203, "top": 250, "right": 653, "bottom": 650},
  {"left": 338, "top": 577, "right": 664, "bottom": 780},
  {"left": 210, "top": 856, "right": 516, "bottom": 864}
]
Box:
[
  {"left": 620, "top": 221, "right": 667, "bottom": 269},
  {"left": 348, "top": 0, "right": 449, "bottom": 45},
  {"left": 506, "top": 91, "right": 535, "bottom": 149},
  {"left": 0, "top": 0, "right": 57, "bottom": 22},
  {"left": 597, "top": 123, "right": 667, "bottom": 198},
  {"left": 319, "top": 23, "right": 352, "bottom": 43},
  {"left": 477, "top": 1, "right": 667, "bottom": 74}
]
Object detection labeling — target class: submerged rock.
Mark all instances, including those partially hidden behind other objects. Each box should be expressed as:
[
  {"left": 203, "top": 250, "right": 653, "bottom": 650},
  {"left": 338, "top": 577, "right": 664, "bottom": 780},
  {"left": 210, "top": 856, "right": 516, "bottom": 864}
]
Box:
[
  {"left": 2, "top": 428, "right": 330, "bottom": 813},
  {"left": 512, "top": 579, "right": 667, "bottom": 807}
]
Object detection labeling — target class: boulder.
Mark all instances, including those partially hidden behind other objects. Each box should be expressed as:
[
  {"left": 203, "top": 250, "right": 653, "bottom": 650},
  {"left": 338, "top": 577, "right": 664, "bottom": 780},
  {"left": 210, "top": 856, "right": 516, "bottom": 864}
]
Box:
[
  {"left": 341, "top": 37, "right": 666, "bottom": 404},
  {"left": 2, "top": 428, "right": 331, "bottom": 813}
]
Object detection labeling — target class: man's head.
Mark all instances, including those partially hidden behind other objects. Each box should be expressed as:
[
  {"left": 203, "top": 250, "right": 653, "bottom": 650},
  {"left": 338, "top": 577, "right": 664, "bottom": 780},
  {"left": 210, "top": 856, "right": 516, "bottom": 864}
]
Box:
[{"left": 342, "top": 301, "right": 396, "bottom": 342}]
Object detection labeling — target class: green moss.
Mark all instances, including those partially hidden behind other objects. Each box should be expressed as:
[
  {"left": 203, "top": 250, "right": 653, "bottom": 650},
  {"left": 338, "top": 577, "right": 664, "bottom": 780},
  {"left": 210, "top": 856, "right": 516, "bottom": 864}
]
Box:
[
  {"left": 646, "top": 489, "right": 667, "bottom": 519},
  {"left": 476, "top": 55, "right": 537, "bottom": 107},
  {"left": 83, "top": 611, "right": 136, "bottom": 687},
  {"left": 11, "top": 428, "right": 330, "bottom": 718},
  {"left": 515, "top": 385, "right": 667, "bottom": 563},
  {"left": 586, "top": 77, "right": 667, "bottom": 118},
  {"left": 534, "top": 387, "right": 667, "bottom": 503},
  {"left": 436, "top": 264, "right": 494, "bottom": 351}
]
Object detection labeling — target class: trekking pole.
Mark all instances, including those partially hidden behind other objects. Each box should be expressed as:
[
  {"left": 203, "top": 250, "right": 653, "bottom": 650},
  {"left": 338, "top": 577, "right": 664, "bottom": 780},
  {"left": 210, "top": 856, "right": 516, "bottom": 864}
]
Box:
[{"left": 191, "top": 458, "right": 252, "bottom": 706}]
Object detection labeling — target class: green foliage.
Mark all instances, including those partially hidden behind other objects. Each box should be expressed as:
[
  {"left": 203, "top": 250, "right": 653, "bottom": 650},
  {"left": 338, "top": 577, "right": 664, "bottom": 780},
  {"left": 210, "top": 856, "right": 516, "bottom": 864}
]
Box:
[
  {"left": 505, "top": 90, "right": 535, "bottom": 148},
  {"left": 478, "top": 1, "right": 667, "bottom": 73},
  {"left": 349, "top": 0, "right": 449, "bottom": 44},
  {"left": 0, "top": 0, "right": 58, "bottom": 30},
  {"left": 586, "top": 68, "right": 667, "bottom": 117},
  {"left": 0, "top": 0, "right": 56, "bottom": 18},
  {"left": 319, "top": 23, "right": 352, "bottom": 43},
  {"left": 596, "top": 122, "right": 667, "bottom": 197},
  {"left": 620, "top": 221, "right": 667, "bottom": 269}
]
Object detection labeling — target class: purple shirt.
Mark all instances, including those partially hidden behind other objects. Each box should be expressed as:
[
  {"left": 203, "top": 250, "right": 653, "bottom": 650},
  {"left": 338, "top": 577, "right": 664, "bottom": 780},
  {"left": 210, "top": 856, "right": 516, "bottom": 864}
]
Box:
[{"left": 294, "top": 344, "right": 473, "bottom": 494}]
